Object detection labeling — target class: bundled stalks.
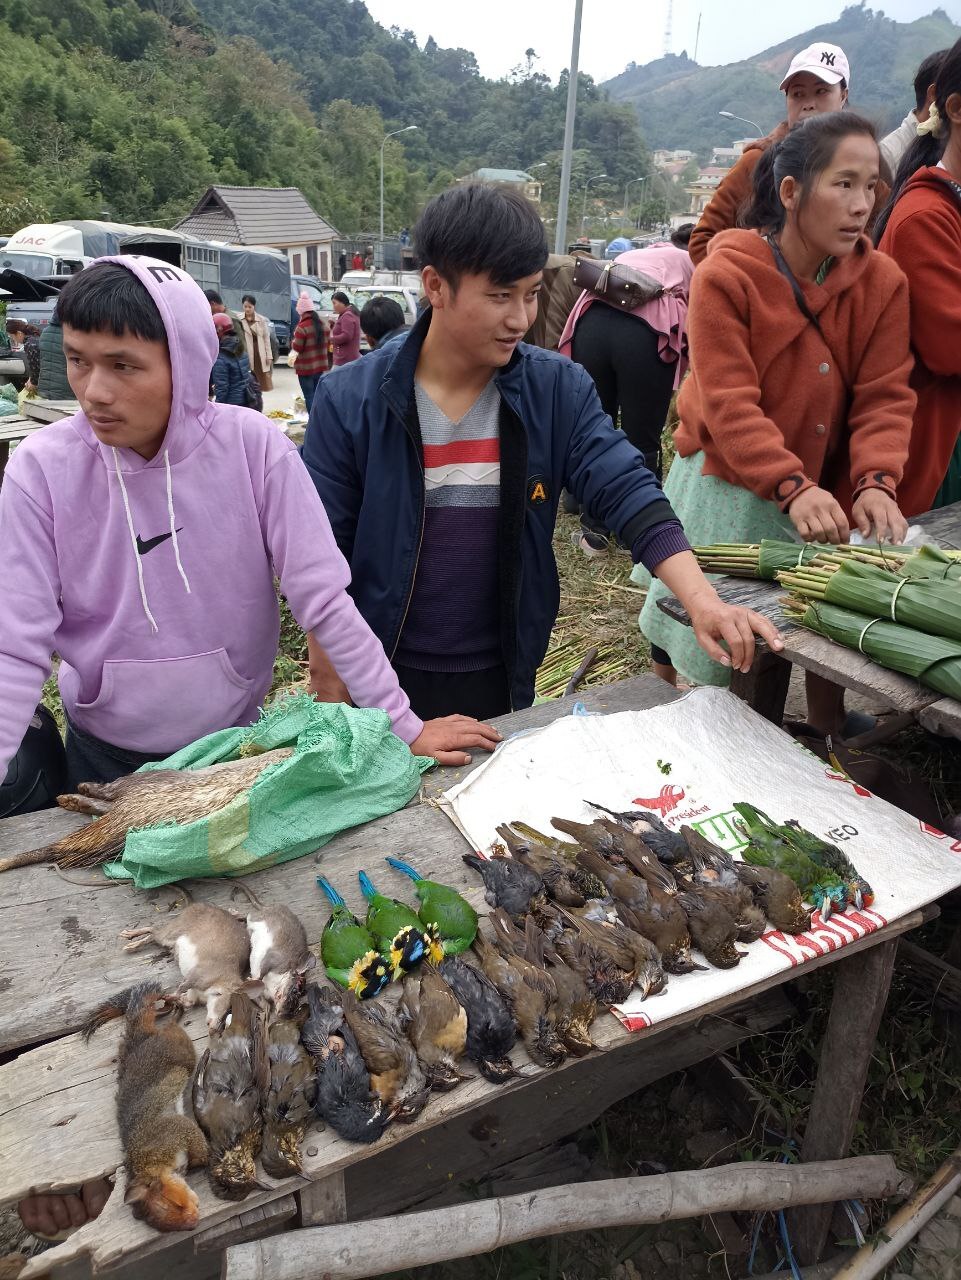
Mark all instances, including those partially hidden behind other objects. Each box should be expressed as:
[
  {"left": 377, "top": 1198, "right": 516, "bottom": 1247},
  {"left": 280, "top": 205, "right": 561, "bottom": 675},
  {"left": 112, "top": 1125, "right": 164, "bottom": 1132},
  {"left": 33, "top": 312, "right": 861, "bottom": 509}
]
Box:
[
  {"left": 535, "top": 639, "right": 634, "bottom": 700},
  {"left": 782, "top": 599, "right": 961, "bottom": 700},
  {"left": 778, "top": 557, "right": 961, "bottom": 643},
  {"left": 693, "top": 540, "right": 914, "bottom": 581}
]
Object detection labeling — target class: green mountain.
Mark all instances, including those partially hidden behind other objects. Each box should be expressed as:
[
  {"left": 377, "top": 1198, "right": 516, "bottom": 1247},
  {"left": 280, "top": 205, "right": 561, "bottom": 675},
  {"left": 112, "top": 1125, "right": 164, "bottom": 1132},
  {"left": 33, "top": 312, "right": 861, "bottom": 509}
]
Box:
[
  {"left": 0, "top": 0, "right": 650, "bottom": 236},
  {"left": 603, "top": 5, "right": 961, "bottom": 155}
]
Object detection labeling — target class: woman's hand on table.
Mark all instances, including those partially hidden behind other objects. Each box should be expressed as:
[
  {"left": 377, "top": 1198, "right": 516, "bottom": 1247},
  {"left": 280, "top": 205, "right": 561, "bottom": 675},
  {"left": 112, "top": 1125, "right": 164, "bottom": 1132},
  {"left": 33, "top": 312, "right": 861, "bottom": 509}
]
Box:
[
  {"left": 411, "top": 716, "right": 503, "bottom": 767},
  {"left": 788, "top": 486, "right": 850, "bottom": 544},
  {"left": 687, "top": 588, "right": 784, "bottom": 673},
  {"left": 852, "top": 490, "right": 909, "bottom": 546}
]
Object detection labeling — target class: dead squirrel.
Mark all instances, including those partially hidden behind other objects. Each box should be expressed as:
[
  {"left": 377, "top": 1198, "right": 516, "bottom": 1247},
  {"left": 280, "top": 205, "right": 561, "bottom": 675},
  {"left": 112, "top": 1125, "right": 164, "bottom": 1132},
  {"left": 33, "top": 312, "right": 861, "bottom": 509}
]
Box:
[{"left": 83, "top": 982, "right": 208, "bottom": 1232}]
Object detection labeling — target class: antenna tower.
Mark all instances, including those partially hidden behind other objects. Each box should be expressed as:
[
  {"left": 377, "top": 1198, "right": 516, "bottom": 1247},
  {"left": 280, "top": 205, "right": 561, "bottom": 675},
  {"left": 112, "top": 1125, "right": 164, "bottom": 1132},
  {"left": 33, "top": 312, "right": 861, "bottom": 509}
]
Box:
[{"left": 663, "top": 0, "right": 673, "bottom": 56}]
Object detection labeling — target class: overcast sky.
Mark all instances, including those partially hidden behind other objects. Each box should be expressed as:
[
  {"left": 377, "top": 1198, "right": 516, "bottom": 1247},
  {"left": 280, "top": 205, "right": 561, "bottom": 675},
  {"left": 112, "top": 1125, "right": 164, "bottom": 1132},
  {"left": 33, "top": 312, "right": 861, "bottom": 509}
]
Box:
[{"left": 362, "top": 0, "right": 960, "bottom": 83}]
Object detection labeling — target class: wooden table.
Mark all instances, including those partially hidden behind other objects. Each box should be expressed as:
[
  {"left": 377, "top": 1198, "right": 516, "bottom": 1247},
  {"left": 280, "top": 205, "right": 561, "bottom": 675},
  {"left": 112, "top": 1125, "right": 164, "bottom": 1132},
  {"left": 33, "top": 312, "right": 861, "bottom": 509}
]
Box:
[
  {"left": 0, "top": 676, "right": 929, "bottom": 1275},
  {"left": 21, "top": 398, "right": 78, "bottom": 425},
  {"left": 658, "top": 502, "right": 961, "bottom": 743},
  {"left": 0, "top": 417, "right": 45, "bottom": 486}
]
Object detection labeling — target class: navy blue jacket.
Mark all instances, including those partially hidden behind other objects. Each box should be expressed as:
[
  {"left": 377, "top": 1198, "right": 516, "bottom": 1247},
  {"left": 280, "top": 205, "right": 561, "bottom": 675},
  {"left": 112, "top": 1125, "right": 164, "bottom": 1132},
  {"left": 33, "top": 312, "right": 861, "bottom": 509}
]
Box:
[
  {"left": 211, "top": 340, "right": 251, "bottom": 405},
  {"left": 301, "top": 309, "right": 675, "bottom": 710}
]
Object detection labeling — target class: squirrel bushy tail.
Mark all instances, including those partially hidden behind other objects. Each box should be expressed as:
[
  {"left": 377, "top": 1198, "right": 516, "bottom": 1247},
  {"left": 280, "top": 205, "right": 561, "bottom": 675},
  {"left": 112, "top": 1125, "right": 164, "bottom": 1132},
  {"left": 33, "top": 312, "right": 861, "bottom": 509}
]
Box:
[{"left": 82, "top": 981, "right": 165, "bottom": 1042}]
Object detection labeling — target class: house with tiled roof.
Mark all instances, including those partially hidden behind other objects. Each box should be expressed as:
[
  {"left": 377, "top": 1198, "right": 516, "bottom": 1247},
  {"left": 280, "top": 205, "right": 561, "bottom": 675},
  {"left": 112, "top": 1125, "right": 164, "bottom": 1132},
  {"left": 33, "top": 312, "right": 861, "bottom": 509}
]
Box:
[
  {"left": 175, "top": 186, "right": 340, "bottom": 280},
  {"left": 458, "top": 168, "right": 542, "bottom": 203}
]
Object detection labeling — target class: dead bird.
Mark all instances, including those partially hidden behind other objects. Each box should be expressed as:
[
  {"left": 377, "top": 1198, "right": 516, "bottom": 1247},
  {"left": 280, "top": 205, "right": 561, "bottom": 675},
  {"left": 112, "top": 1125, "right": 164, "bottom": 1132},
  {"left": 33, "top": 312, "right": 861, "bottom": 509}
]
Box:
[
  {"left": 584, "top": 801, "right": 688, "bottom": 864},
  {"left": 438, "top": 955, "right": 519, "bottom": 1083},
  {"left": 400, "top": 963, "right": 469, "bottom": 1089},
  {"left": 735, "top": 862, "right": 812, "bottom": 935},
  {"left": 496, "top": 824, "right": 588, "bottom": 907},
  {"left": 341, "top": 989, "right": 430, "bottom": 1122},
  {"left": 0, "top": 749, "right": 294, "bottom": 873},
  {"left": 119, "top": 902, "right": 258, "bottom": 1032},
  {"left": 677, "top": 889, "right": 743, "bottom": 969},
  {"left": 517, "top": 915, "right": 597, "bottom": 1056},
  {"left": 233, "top": 886, "right": 317, "bottom": 1017},
  {"left": 681, "top": 826, "right": 766, "bottom": 943},
  {"left": 473, "top": 920, "right": 566, "bottom": 1069},
  {"left": 548, "top": 903, "right": 667, "bottom": 1003},
  {"left": 508, "top": 821, "right": 608, "bottom": 897},
  {"left": 463, "top": 847, "right": 546, "bottom": 920},
  {"left": 552, "top": 817, "right": 678, "bottom": 896},
  {"left": 301, "top": 985, "right": 389, "bottom": 1145},
  {"left": 261, "top": 1018, "right": 316, "bottom": 1177},
  {"left": 192, "top": 992, "right": 268, "bottom": 1199},
  {"left": 82, "top": 982, "right": 208, "bottom": 1232}
]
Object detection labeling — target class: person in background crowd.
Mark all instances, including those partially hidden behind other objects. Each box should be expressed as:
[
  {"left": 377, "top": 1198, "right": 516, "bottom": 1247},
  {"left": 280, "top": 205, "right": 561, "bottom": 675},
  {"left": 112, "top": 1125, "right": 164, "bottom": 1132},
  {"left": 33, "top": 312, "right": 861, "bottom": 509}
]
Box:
[
  {"left": 880, "top": 50, "right": 948, "bottom": 175},
  {"left": 364, "top": 248, "right": 375, "bottom": 271},
  {"left": 359, "top": 295, "right": 407, "bottom": 350},
  {"left": 689, "top": 42, "right": 859, "bottom": 264},
  {"left": 329, "top": 291, "right": 361, "bottom": 366},
  {"left": 338, "top": 251, "right": 348, "bottom": 278},
  {"left": 239, "top": 293, "right": 273, "bottom": 392},
  {"left": 301, "top": 183, "right": 779, "bottom": 743},
  {"left": 524, "top": 242, "right": 596, "bottom": 352},
  {"left": 37, "top": 307, "right": 72, "bottom": 400},
  {"left": 638, "top": 113, "right": 915, "bottom": 738},
  {"left": 351, "top": 250, "right": 364, "bottom": 270},
  {"left": 204, "top": 287, "right": 243, "bottom": 344},
  {"left": 4, "top": 318, "right": 26, "bottom": 350},
  {"left": 210, "top": 311, "right": 252, "bottom": 405},
  {"left": 7, "top": 321, "right": 41, "bottom": 389},
  {"left": 876, "top": 37, "right": 961, "bottom": 514},
  {"left": 289, "top": 290, "right": 328, "bottom": 410},
  {"left": 559, "top": 225, "right": 696, "bottom": 558}
]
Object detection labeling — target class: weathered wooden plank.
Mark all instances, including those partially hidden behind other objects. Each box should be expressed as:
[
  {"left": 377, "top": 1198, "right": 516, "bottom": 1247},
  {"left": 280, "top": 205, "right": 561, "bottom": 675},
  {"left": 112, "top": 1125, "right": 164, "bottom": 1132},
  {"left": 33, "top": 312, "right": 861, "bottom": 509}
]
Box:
[
  {"left": 919, "top": 697, "right": 961, "bottom": 740},
  {"left": 193, "top": 1194, "right": 298, "bottom": 1252},
  {"left": 790, "top": 939, "right": 899, "bottom": 1264},
  {"left": 0, "top": 675, "right": 680, "bottom": 1053},
  {"left": 21, "top": 399, "right": 78, "bottom": 424},
  {"left": 729, "top": 647, "right": 792, "bottom": 726},
  {"left": 297, "top": 1171, "right": 347, "bottom": 1228}
]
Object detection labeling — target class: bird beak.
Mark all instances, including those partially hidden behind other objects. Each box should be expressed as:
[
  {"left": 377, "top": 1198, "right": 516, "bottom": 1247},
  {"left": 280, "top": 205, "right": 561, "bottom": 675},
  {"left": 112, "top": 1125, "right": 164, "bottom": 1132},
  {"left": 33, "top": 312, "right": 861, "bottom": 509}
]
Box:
[
  {"left": 820, "top": 896, "right": 833, "bottom": 922},
  {"left": 853, "top": 887, "right": 864, "bottom": 911},
  {"left": 736, "top": 949, "right": 750, "bottom": 958}
]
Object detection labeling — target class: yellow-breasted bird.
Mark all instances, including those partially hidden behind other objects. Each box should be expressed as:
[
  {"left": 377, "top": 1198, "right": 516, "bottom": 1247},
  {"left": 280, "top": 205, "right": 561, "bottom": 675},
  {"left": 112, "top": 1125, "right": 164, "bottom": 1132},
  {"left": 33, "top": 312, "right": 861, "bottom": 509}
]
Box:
[
  {"left": 385, "top": 857, "right": 478, "bottom": 955},
  {"left": 400, "top": 963, "right": 469, "bottom": 1090},
  {"left": 192, "top": 990, "right": 268, "bottom": 1200},
  {"left": 358, "top": 870, "right": 441, "bottom": 978},
  {"left": 341, "top": 989, "right": 430, "bottom": 1122}
]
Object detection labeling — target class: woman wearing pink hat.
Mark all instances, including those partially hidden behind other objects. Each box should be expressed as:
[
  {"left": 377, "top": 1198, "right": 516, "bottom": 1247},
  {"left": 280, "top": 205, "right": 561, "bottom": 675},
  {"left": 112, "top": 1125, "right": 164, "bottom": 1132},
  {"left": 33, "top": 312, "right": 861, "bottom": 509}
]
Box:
[
  {"left": 689, "top": 42, "right": 865, "bottom": 264},
  {"left": 289, "top": 290, "right": 329, "bottom": 411}
]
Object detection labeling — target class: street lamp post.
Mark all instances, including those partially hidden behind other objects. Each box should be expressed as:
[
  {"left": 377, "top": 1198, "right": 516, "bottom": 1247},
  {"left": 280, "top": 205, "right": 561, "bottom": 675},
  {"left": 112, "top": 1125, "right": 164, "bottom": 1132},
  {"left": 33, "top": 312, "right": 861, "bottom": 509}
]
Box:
[
  {"left": 555, "top": 0, "right": 583, "bottom": 253},
  {"left": 624, "top": 175, "right": 651, "bottom": 224},
  {"left": 380, "top": 125, "right": 418, "bottom": 250},
  {"left": 718, "top": 110, "right": 764, "bottom": 137},
  {"left": 580, "top": 172, "right": 609, "bottom": 231}
]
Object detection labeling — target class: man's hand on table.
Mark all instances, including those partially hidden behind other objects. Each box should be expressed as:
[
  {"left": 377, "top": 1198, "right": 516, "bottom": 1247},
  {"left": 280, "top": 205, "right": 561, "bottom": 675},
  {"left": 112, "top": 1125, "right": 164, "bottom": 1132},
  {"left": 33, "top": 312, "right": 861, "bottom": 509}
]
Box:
[
  {"left": 411, "top": 716, "right": 503, "bottom": 767},
  {"left": 688, "top": 587, "right": 783, "bottom": 674},
  {"left": 19, "top": 1178, "right": 111, "bottom": 1239}
]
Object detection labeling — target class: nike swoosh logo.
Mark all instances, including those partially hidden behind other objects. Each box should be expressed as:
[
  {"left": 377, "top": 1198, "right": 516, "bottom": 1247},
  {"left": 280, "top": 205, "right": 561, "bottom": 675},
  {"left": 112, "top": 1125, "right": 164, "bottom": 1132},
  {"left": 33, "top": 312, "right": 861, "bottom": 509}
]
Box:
[{"left": 136, "top": 528, "right": 183, "bottom": 555}]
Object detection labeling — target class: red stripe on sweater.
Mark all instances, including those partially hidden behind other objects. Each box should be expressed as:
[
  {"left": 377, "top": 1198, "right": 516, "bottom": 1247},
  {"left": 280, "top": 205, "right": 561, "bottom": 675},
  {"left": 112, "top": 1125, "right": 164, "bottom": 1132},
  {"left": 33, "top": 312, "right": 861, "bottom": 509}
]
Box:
[{"left": 423, "top": 439, "right": 500, "bottom": 467}]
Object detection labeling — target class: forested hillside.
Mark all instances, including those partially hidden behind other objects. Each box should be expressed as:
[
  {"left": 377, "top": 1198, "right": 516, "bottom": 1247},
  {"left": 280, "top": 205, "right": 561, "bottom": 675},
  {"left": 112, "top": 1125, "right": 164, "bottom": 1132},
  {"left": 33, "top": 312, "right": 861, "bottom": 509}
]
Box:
[
  {"left": 0, "top": 0, "right": 649, "bottom": 235},
  {"left": 604, "top": 5, "right": 961, "bottom": 154}
]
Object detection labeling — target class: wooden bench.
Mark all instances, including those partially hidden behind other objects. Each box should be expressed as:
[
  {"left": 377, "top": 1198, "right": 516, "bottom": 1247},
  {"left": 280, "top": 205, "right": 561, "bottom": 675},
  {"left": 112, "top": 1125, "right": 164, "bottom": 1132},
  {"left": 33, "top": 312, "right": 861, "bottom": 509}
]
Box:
[
  {"left": 0, "top": 417, "right": 45, "bottom": 486},
  {"left": 0, "top": 675, "right": 928, "bottom": 1275},
  {"left": 657, "top": 502, "right": 961, "bottom": 743}
]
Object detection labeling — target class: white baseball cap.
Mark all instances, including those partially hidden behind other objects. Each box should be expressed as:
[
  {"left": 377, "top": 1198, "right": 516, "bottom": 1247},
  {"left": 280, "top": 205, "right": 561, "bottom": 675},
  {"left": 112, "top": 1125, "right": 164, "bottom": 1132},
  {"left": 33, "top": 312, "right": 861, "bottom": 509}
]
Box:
[{"left": 779, "top": 43, "right": 850, "bottom": 91}]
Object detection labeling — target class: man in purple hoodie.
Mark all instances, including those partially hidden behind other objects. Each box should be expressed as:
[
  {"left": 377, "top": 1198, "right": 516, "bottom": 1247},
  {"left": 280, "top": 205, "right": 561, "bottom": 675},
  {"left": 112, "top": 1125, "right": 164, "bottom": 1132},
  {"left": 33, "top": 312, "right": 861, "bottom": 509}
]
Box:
[
  {"left": 0, "top": 258, "right": 498, "bottom": 798},
  {"left": 4, "top": 255, "right": 499, "bottom": 1235}
]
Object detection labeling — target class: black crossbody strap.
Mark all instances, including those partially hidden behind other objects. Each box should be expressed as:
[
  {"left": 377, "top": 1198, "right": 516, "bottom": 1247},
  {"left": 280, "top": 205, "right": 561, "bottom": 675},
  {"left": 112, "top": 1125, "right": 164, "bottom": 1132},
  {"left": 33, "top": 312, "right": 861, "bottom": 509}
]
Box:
[{"left": 766, "top": 234, "right": 824, "bottom": 337}]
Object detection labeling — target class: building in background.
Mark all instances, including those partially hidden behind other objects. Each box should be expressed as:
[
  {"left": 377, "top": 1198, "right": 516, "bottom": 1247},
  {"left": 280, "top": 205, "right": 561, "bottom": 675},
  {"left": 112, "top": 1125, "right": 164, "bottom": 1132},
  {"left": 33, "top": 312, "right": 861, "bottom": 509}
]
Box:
[
  {"left": 175, "top": 186, "right": 339, "bottom": 280},
  {"left": 458, "top": 168, "right": 543, "bottom": 203}
]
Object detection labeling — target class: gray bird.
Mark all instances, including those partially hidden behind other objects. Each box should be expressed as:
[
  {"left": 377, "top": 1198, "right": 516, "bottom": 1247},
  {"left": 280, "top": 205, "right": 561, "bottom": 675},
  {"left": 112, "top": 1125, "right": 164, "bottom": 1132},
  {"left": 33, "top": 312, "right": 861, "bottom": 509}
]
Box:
[{"left": 302, "top": 985, "right": 389, "bottom": 1145}]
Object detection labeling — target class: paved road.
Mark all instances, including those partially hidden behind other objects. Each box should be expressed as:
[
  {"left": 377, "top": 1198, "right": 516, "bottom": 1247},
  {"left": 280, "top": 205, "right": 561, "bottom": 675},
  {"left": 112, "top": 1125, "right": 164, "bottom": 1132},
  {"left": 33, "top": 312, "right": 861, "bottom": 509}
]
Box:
[{"left": 263, "top": 357, "right": 299, "bottom": 413}]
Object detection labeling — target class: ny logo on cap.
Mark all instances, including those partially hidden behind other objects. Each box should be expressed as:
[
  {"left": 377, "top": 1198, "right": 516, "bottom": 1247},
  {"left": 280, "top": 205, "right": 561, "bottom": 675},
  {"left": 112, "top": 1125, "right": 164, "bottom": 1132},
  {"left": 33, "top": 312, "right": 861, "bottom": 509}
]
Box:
[{"left": 820, "top": 50, "right": 836, "bottom": 66}]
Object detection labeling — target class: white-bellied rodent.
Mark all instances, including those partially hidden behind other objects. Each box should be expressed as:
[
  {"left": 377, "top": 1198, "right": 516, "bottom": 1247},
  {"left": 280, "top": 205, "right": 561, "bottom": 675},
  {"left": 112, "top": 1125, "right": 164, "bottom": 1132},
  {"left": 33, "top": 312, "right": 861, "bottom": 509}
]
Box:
[
  {"left": 82, "top": 982, "right": 208, "bottom": 1232},
  {"left": 119, "top": 903, "right": 259, "bottom": 1031},
  {"left": 238, "top": 891, "right": 316, "bottom": 1015}
]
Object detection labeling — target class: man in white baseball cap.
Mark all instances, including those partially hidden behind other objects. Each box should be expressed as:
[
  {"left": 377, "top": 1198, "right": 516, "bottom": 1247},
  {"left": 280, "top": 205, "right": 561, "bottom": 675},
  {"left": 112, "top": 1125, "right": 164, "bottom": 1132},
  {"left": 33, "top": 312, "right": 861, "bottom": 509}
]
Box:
[{"left": 690, "top": 42, "right": 852, "bottom": 263}]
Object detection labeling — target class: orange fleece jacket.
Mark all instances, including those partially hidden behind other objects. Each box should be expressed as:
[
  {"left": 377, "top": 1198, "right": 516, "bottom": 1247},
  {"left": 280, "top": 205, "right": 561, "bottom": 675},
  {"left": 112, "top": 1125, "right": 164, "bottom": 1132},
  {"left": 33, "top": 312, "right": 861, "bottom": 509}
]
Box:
[
  {"left": 690, "top": 123, "right": 890, "bottom": 267},
  {"left": 879, "top": 167, "right": 961, "bottom": 517},
  {"left": 674, "top": 229, "right": 915, "bottom": 513}
]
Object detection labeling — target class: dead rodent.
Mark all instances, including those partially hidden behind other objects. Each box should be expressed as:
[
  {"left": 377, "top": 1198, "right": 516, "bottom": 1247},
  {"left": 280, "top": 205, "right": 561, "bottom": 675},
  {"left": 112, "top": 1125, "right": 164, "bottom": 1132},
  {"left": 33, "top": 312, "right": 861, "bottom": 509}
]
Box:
[
  {"left": 119, "top": 902, "right": 260, "bottom": 1032},
  {"left": 0, "top": 748, "right": 293, "bottom": 874},
  {"left": 232, "top": 884, "right": 316, "bottom": 1016},
  {"left": 83, "top": 982, "right": 208, "bottom": 1233}
]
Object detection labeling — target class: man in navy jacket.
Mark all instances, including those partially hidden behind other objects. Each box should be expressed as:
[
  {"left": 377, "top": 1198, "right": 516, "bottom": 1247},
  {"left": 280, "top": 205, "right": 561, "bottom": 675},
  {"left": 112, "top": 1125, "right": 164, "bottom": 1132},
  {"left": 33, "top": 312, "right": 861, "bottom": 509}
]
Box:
[{"left": 301, "top": 184, "right": 779, "bottom": 764}]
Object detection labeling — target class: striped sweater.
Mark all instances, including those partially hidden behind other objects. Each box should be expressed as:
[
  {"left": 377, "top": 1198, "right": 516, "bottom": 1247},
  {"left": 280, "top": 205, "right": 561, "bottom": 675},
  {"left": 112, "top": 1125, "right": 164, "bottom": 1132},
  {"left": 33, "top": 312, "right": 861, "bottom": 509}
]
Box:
[{"left": 394, "top": 380, "right": 502, "bottom": 672}]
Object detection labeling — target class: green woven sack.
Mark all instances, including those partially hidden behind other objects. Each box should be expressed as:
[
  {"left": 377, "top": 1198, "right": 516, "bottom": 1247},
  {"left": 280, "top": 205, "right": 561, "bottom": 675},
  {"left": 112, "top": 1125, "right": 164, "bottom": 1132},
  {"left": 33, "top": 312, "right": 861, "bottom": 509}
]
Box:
[{"left": 104, "top": 694, "right": 431, "bottom": 889}]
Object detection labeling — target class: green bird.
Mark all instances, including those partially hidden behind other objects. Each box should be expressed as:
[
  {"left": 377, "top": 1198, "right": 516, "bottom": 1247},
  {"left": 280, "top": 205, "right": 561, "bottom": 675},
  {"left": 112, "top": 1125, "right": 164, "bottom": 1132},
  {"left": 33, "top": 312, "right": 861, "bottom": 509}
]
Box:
[
  {"left": 358, "top": 870, "right": 442, "bottom": 978},
  {"left": 733, "top": 804, "right": 847, "bottom": 920},
  {"left": 316, "top": 877, "right": 390, "bottom": 998},
  {"left": 780, "top": 820, "right": 874, "bottom": 911},
  {"left": 385, "top": 857, "right": 479, "bottom": 955}
]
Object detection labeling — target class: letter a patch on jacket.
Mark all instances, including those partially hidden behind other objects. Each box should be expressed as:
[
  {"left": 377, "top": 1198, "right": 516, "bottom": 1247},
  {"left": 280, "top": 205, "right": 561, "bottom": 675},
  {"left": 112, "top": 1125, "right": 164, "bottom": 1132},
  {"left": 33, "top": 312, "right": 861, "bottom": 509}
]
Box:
[{"left": 527, "top": 476, "right": 550, "bottom": 505}]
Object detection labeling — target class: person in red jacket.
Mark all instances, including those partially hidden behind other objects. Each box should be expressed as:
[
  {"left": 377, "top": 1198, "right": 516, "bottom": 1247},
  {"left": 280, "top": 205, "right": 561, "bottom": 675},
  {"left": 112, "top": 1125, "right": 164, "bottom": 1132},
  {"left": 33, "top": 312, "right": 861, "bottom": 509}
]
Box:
[
  {"left": 330, "top": 291, "right": 361, "bottom": 366},
  {"left": 876, "top": 37, "right": 961, "bottom": 515},
  {"left": 638, "top": 112, "right": 916, "bottom": 737}
]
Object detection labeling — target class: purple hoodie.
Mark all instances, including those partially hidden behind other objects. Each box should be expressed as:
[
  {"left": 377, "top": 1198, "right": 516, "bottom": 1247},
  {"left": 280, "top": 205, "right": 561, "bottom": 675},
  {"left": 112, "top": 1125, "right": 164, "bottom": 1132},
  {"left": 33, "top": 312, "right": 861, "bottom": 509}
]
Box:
[{"left": 0, "top": 255, "right": 423, "bottom": 776}]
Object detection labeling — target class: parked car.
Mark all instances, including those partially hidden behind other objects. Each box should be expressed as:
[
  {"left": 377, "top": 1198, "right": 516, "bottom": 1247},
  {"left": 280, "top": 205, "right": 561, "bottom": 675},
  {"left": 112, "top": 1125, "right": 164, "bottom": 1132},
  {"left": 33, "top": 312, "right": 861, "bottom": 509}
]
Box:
[{"left": 350, "top": 284, "right": 419, "bottom": 336}]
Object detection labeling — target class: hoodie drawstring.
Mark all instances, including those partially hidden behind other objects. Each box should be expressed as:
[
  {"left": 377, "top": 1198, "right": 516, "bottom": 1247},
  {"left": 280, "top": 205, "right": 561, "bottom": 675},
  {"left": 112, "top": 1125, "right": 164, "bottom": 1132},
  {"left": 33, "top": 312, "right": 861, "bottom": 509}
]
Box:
[
  {"left": 112, "top": 446, "right": 191, "bottom": 634},
  {"left": 164, "top": 449, "right": 191, "bottom": 595}
]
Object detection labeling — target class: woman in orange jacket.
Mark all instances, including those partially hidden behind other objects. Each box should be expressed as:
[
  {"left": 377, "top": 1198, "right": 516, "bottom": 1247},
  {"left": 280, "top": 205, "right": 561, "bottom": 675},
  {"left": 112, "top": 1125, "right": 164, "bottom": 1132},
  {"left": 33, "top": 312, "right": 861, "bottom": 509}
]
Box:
[
  {"left": 876, "top": 37, "right": 961, "bottom": 516},
  {"left": 637, "top": 112, "right": 916, "bottom": 736}
]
